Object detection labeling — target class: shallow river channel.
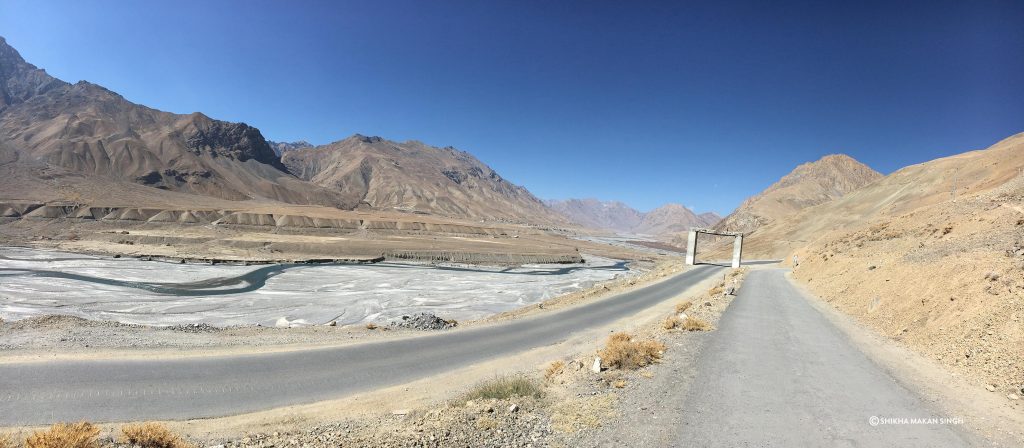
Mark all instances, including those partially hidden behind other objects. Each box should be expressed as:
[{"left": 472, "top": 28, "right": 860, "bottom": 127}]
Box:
[{"left": 0, "top": 247, "right": 630, "bottom": 327}]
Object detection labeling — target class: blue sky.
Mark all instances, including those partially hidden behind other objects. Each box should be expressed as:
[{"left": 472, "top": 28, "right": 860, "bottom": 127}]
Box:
[{"left": 1, "top": 0, "right": 1022, "bottom": 214}]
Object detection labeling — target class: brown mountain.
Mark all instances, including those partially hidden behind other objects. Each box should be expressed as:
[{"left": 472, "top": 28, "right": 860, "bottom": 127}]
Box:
[
  {"left": 633, "top": 203, "right": 720, "bottom": 236},
  {"left": 771, "top": 133, "right": 1024, "bottom": 393},
  {"left": 281, "top": 135, "right": 566, "bottom": 224},
  {"left": 543, "top": 199, "right": 644, "bottom": 233},
  {"left": 0, "top": 37, "right": 565, "bottom": 226},
  {"left": 743, "top": 132, "right": 1024, "bottom": 258},
  {"left": 714, "top": 154, "right": 881, "bottom": 234},
  {"left": 0, "top": 37, "right": 349, "bottom": 207}
]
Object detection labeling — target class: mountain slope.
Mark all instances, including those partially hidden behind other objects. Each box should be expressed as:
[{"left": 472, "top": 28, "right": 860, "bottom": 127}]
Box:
[
  {"left": 743, "top": 133, "right": 1024, "bottom": 258},
  {"left": 633, "top": 203, "right": 719, "bottom": 235},
  {"left": 0, "top": 37, "right": 350, "bottom": 208},
  {"left": 282, "top": 135, "right": 566, "bottom": 224},
  {"left": 714, "top": 154, "right": 881, "bottom": 234},
  {"left": 543, "top": 199, "right": 644, "bottom": 233},
  {"left": 782, "top": 133, "right": 1024, "bottom": 399}
]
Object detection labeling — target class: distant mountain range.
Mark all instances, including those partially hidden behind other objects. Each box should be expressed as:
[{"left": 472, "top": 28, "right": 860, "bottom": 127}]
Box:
[
  {"left": 0, "top": 37, "right": 564, "bottom": 224},
  {"left": 545, "top": 198, "right": 720, "bottom": 236}
]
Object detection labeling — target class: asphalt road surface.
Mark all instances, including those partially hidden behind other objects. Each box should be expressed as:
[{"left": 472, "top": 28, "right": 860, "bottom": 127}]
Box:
[
  {"left": 1, "top": 263, "right": 735, "bottom": 425},
  {"left": 676, "top": 269, "right": 978, "bottom": 447}
]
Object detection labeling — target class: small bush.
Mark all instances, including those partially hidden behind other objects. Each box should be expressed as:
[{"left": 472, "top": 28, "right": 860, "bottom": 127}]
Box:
[
  {"left": 120, "top": 422, "right": 193, "bottom": 448},
  {"left": 675, "top": 301, "right": 693, "bottom": 313},
  {"left": 599, "top": 332, "right": 665, "bottom": 370},
  {"left": 462, "top": 375, "right": 544, "bottom": 403},
  {"left": 26, "top": 422, "right": 100, "bottom": 448},
  {"left": 662, "top": 316, "right": 681, "bottom": 330},
  {"left": 545, "top": 360, "right": 565, "bottom": 380},
  {"left": 682, "top": 316, "right": 711, "bottom": 331},
  {"left": 475, "top": 415, "right": 499, "bottom": 431}
]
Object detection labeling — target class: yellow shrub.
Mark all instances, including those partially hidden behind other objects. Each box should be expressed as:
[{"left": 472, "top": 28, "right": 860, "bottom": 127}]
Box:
[
  {"left": 662, "top": 316, "right": 681, "bottom": 330},
  {"left": 599, "top": 332, "right": 666, "bottom": 370},
  {"left": 120, "top": 422, "right": 193, "bottom": 448},
  {"left": 682, "top": 316, "right": 711, "bottom": 331},
  {"left": 674, "top": 301, "right": 693, "bottom": 313},
  {"left": 25, "top": 422, "right": 100, "bottom": 448},
  {"left": 545, "top": 360, "right": 565, "bottom": 380}
]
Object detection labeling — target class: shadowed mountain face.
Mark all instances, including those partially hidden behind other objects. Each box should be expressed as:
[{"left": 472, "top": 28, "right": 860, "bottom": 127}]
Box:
[
  {"left": 545, "top": 199, "right": 720, "bottom": 236},
  {"left": 714, "top": 154, "right": 882, "bottom": 234},
  {"left": 0, "top": 37, "right": 351, "bottom": 207},
  {"left": 282, "top": 135, "right": 567, "bottom": 224}
]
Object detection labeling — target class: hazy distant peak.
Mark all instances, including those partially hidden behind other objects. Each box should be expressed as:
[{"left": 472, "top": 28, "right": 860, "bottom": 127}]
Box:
[{"left": 268, "top": 140, "right": 314, "bottom": 156}]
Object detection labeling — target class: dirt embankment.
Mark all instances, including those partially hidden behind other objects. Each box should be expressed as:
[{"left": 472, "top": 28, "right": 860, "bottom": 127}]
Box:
[{"left": 791, "top": 179, "right": 1024, "bottom": 403}]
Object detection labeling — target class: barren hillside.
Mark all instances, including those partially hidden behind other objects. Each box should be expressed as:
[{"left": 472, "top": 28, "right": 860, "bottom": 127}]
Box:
[
  {"left": 743, "top": 134, "right": 1024, "bottom": 259},
  {"left": 0, "top": 37, "right": 350, "bottom": 208},
  {"left": 282, "top": 135, "right": 567, "bottom": 224},
  {"left": 715, "top": 154, "right": 881, "bottom": 235},
  {"left": 786, "top": 132, "right": 1024, "bottom": 395}
]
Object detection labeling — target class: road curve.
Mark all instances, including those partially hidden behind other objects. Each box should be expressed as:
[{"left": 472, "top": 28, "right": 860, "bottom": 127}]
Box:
[
  {"left": 1, "top": 264, "right": 728, "bottom": 425},
  {"left": 676, "top": 269, "right": 978, "bottom": 447}
]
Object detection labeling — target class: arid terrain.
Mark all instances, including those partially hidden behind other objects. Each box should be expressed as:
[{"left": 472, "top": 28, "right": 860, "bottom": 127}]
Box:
[{"left": 1, "top": 13, "right": 1022, "bottom": 448}]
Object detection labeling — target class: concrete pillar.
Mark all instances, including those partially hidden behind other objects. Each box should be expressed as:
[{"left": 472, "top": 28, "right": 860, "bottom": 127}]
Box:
[
  {"left": 685, "top": 230, "right": 697, "bottom": 265},
  {"left": 731, "top": 235, "right": 743, "bottom": 268}
]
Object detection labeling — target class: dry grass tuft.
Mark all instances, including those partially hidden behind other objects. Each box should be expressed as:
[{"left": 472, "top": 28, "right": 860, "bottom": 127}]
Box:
[
  {"left": 474, "top": 415, "right": 499, "bottom": 431},
  {"left": 682, "top": 316, "right": 712, "bottom": 331},
  {"left": 545, "top": 360, "right": 565, "bottom": 380},
  {"left": 662, "top": 316, "right": 682, "bottom": 330},
  {"left": 599, "top": 332, "right": 666, "bottom": 370},
  {"left": 0, "top": 434, "right": 12, "bottom": 448},
  {"left": 612, "top": 379, "right": 627, "bottom": 389},
  {"left": 365, "top": 322, "right": 378, "bottom": 330},
  {"left": 120, "top": 422, "right": 193, "bottom": 448},
  {"left": 26, "top": 422, "right": 100, "bottom": 448},
  {"left": 708, "top": 285, "right": 724, "bottom": 296},
  {"left": 461, "top": 375, "right": 544, "bottom": 403},
  {"left": 675, "top": 300, "right": 693, "bottom": 313}
]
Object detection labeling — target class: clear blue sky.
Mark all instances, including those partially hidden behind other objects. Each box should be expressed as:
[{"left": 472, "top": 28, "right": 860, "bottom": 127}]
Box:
[{"left": 2, "top": 0, "right": 1022, "bottom": 214}]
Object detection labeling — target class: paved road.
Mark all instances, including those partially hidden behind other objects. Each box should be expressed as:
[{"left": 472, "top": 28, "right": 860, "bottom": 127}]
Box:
[
  {"left": 0, "top": 263, "right": 737, "bottom": 425},
  {"left": 676, "top": 269, "right": 978, "bottom": 447}
]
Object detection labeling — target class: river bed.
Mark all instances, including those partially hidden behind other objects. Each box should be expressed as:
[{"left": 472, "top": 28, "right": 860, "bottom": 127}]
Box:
[{"left": 0, "top": 247, "right": 630, "bottom": 327}]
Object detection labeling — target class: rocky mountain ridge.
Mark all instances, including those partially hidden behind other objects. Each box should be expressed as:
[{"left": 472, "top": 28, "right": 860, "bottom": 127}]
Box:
[
  {"left": 281, "top": 135, "right": 567, "bottom": 224},
  {"left": 0, "top": 37, "right": 566, "bottom": 225}
]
